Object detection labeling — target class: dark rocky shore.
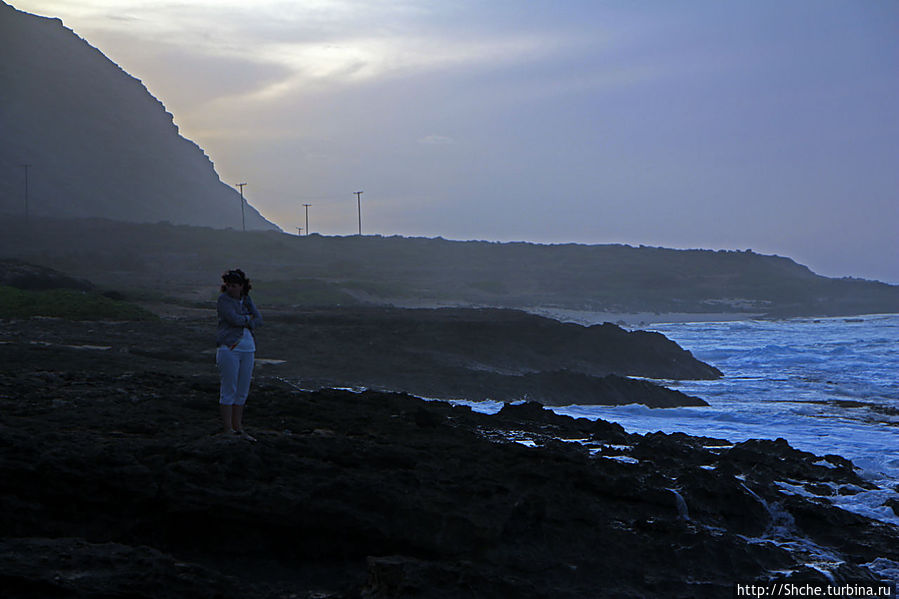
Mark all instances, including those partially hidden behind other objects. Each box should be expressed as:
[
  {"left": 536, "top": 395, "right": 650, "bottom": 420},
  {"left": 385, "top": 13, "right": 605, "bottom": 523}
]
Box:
[
  {"left": 261, "top": 306, "right": 719, "bottom": 407},
  {"left": 0, "top": 304, "right": 717, "bottom": 409},
  {"left": 1, "top": 320, "right": 898, "bottom": 598}
]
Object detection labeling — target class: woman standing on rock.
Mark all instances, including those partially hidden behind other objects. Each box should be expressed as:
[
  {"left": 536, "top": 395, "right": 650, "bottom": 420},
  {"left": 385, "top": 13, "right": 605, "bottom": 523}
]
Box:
[{"left": 216, "top": 269, "right": 262, "bottom": 441}]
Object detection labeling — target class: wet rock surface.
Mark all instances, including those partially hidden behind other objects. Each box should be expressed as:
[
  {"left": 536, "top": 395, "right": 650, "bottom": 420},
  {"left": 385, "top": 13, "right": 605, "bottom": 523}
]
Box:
[{"left": 1, "top": 323, "right": 897, "bottom": 598}]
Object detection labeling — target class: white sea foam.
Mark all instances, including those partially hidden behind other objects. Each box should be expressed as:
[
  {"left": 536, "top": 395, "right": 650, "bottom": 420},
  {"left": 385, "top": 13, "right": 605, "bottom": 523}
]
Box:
[
  {"left": 601, "top": 454, "right": 639, "bottom": 464},
  {"left": 459, "top": 314, "right": 899, "bottom": 530},
  {"left": 864, "top": 558, "right": 899, "bottom": 587}
]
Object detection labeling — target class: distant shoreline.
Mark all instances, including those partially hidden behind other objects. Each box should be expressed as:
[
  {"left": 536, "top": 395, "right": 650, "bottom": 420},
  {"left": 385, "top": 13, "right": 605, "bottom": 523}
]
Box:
[
  {"left": 368, "top": 299, "right": 762, "bottom": 327},
  {"left": 524, "top": 308, "right": 764, "bottom": 327},
  {"left": 348, "top": 298, "right": 898, "bottom": 328},
  {"left": 524, "top": 308, "right": 899, "bottom": 327}
]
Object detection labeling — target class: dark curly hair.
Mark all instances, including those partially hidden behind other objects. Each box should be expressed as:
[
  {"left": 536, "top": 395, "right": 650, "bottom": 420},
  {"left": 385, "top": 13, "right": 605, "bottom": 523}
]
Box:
[{"left": 220, "top": 268, "right": 252, "bottom": 295}]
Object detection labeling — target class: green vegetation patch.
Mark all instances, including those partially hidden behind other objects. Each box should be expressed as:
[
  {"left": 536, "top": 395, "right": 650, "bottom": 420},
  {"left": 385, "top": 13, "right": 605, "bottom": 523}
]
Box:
[{"left": 0, "top": 286, "right": 157, "bottom": 321}]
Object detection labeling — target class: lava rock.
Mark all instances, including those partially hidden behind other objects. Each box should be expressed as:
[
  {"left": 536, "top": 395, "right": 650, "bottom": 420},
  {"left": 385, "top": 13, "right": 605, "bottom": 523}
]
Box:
[{"left": 1, "top": 320, "right": 896, "bottom": 598}]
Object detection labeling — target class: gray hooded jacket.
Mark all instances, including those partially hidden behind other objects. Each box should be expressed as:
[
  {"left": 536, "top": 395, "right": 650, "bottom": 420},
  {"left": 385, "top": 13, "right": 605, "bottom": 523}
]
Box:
[{"left": 216, "top": 293, "right": 263, "bottom": 348}]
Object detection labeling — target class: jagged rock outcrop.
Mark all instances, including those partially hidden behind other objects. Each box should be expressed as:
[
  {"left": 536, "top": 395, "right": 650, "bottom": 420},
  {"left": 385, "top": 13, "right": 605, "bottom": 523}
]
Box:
[
  {"left": 0, "top": 1, "right": 277, "bottom": 230},
  {"left": 255, "top": 306, "right": 719, "bottom": 405}
]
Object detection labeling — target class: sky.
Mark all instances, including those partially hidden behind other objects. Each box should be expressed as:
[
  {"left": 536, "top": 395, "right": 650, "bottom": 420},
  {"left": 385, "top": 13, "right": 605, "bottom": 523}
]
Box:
[{"left": 11, "top": 0, "right": 899, "bottom": 283}]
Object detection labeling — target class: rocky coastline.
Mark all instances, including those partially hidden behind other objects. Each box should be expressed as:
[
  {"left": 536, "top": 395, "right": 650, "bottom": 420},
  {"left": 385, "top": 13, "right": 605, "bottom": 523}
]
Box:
[
  {"left": 1, "top": 314, "right": 898, "bottom": 598},
  {"left": 261, "top": 306, "right": 719, "bottom": 406},
  {"left": 0, "top": 304, "right": 718, "bottom": 409}
]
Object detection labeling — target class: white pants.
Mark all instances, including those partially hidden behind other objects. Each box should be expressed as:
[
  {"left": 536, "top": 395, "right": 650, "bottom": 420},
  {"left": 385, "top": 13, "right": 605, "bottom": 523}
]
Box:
[{"left": 216, "top": 348, "right": 255, "bottom": 406}]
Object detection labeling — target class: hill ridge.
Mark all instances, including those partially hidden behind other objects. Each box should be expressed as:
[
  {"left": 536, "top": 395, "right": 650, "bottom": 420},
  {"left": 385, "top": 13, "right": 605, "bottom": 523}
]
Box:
[
  {"left": 0, "top": 1, "right": 278, "bottom": 230},
  {"left": 2, "top": 216, "right": 896, "bottom": 318}
]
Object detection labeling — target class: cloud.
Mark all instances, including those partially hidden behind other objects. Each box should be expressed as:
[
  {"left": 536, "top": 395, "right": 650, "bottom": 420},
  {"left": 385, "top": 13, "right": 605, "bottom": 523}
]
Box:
[
  {"left": 225, "top": 31, "right": 585, "bottom": 106},
  {"left": 12, "top": 0, "right": 899, "bottom": 282}
]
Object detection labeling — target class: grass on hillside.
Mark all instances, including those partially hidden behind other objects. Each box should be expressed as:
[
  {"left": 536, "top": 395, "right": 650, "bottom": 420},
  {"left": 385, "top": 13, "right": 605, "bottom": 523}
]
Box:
[{"left": 0, "top": 286, "right": 158, "bottom": 321}]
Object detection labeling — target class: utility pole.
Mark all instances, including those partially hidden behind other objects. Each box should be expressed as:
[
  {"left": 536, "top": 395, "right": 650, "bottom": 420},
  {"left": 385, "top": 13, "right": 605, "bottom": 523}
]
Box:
[
  {"left": 354, "top": 191, "right": 363, "bottom": 236},
  {"left": 303, "top": 203, "right": 311, "bottom": 236},
  {"left": 236, "top": 182, "right": 247, "bottom": 231},
  {"left": 296, "top": 227, "right": 303, "bottom": 236},
  {"left": 20, "top": 164, "right": 31, "bottom": 219}
]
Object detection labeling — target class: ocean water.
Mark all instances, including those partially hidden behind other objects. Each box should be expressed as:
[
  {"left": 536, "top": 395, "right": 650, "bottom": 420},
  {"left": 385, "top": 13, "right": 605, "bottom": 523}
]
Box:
[
  {"left": 458, "top": 314, "right": 899, "bottom": 530},
  {"left": 307, "top": 311, "right": 899, "bottom": 583}
]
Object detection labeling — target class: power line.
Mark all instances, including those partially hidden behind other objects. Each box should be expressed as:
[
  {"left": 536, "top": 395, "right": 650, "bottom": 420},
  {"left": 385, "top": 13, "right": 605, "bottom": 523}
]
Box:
[
  {"left": 303, "top": 203, "right": 311, "bottom": 236},
  {"left": 236, "top": 182, "right": 247, "bottom": 232},
  {"left": 354, "top": 191, "right": 363, "bottom": 236}
]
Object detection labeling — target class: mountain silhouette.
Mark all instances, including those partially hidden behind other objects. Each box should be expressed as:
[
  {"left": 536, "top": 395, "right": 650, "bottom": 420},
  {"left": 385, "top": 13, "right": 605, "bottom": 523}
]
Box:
[{"left": 0, "top": 1, "right": 278, "bottom": 230}]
